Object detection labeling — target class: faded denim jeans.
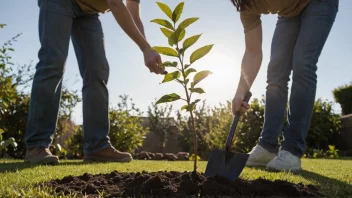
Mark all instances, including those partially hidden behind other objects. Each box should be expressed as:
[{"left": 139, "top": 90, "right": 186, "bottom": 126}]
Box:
[
  {"left": 258, "top": 0, "right": 339, "bottom": 157},
  {"left": 25, "top": 0, "right": 111, "bottom": 154}
]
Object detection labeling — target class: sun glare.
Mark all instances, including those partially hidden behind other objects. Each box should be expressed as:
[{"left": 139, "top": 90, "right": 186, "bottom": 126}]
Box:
[{"left": 195, "top": 51, "right": 241, "bottom": 103}]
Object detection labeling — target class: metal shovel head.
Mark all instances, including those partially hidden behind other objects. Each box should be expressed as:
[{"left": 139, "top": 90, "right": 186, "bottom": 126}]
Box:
[{"left": 204, "top": 148, "right": 249, "bottom": 181}]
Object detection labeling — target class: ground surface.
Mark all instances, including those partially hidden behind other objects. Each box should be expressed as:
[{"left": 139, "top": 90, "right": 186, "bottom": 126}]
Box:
[{"left": 0, "top": 159, "right": 351, "bottom": 198}]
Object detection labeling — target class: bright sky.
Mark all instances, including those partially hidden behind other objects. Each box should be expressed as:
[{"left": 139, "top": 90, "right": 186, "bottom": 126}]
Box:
[{"left": 1, "top": 0, "right": 351, "bottom": 124}]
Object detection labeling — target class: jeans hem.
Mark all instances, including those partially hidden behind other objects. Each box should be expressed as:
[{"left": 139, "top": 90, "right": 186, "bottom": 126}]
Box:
[
  {"left": 281, "top": 147, "right": 303, "bottom": 158},
  {"left": 258, "top": 140, "right": 279, "bottom": 154},
  {"left": 26, "top": 142, "right": 51, "bottom": 149}
]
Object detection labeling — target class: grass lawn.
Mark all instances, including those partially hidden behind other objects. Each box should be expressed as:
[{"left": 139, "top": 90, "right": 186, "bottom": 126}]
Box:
[{"left": 0, "top": 158, "right": 351, "bottom": 198}]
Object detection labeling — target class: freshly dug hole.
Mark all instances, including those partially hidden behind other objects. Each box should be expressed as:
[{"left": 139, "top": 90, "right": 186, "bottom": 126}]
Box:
[{"left": 42, "top": 171, "right": 324, "bottom": 198}]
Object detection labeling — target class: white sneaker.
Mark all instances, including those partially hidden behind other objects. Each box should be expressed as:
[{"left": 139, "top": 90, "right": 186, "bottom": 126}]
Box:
[
  {"left": 246, "top": 145, "right": 277, "bottom": 167},
  {"left": 266, "top": 150, "right": 301, "bottom": 172}
]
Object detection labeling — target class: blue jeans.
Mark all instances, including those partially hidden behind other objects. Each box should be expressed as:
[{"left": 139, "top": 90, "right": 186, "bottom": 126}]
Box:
[
  {"left": 258, "top": 0, "right": 339, "bottom": 157},
  {"left": 25, "top": 0, "right": 111, "bottom": 154}
]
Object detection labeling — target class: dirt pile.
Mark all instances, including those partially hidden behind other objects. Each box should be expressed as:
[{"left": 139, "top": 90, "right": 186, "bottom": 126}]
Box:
[{"left": 43, "top": 171, "right": 324, "bottom": 198}]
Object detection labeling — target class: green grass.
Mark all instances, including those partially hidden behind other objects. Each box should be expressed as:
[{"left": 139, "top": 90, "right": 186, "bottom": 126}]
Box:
[{"left": 0, "top": 158, "right": 351, "bottom": 198}]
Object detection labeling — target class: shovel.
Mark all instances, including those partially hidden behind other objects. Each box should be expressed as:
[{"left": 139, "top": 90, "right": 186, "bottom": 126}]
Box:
[{"left": 204, "top": 91, "right": 252, "bottom": 181}]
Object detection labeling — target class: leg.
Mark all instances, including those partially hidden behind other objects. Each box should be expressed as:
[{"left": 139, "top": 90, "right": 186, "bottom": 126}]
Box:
[
  {"left": 281, "top": 0, "right": 339, "bottom": 157},
  {"left": 70, "top": 13, "right": 111, "bottom": 154},
  {"left": 246, "top": 15, "right": 301, "bottom": 167},
  {"left": 70, "top": 13, "right": 132, "bottom": 162},
  {"left": 25, "top": 0, "right": 75, "bottom": 150},
  {"left": 24, "top": 0, "right": 79, "bottom": 164},
  {"left": 258, "top": 16, "right": 301, "bottom": 152}
]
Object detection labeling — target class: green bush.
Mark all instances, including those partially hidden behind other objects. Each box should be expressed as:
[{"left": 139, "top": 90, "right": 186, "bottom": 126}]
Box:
[
  {"left": 234, "top": 98, "right": 265, "bottom": 153},
  {"left": 0, "top": 28, "right": 32, "bottom": 158},
  {"left": 109, "top": 95, "right": 149, "bottom": 154},
  {"left": 0, "top": 95, "right": 30, "bottom": 158},
  {"left": 65, "top": 95, "right": 148, "bottom": 157},
  {"left": 205, "top": 98, "right": 265, "bottom": 154},
  {"left": 304, "top": 145, "right": 339, "bottom": 159},
  {"left": 205, "top": 101, "right": 232, "bottom": 152},
  {"left": 64, "top": 125, "right": 84, "bottom": 159},
  {"left": 305, "top": 99, "right": 342, "bottom": 152},
  {"left": 333, "top": 83, "right": 352, "bottom": 115},
  {"left": 0, "top": 129, "right": 17, "bottom": 157}
]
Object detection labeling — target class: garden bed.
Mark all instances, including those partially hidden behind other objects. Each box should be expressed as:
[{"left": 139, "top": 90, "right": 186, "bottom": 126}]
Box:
[{"left": 44, "top": 171, "right": 323, "bottom": 198}]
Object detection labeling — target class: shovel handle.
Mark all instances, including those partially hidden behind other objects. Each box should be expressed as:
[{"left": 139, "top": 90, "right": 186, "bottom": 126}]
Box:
[{"left": 225, "top": 91, "right": 252, "bottom": 150}]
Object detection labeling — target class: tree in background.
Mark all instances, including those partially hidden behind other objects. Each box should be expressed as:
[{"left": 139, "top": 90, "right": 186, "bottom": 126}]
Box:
[{"left": 333, "top": 82, "right": 352, "bottom": 115}]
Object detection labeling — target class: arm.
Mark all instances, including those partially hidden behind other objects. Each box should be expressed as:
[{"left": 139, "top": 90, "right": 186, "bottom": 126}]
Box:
[
  {"left": 106, "top": 0, "right": 164, "bottom": 74},
  {"left": 237, "top": 24, "right": 263, "bottom": 94},
  {"left": 107, "top": 0, "right": 148, "bottom": 51},
  {"left": 233, "top": 24, "right": 263, "bottom": 114},
  {"left": 126, "top": 0, "right": 145, "bottom": 38}
]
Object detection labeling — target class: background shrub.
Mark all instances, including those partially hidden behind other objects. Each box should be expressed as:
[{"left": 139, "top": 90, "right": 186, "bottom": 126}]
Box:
[
  {"left": 108, "top": 95, "right": 149, "bottom": 154},
  {"left": 333, "top": 83, "right": 352, "bottom": 115}
]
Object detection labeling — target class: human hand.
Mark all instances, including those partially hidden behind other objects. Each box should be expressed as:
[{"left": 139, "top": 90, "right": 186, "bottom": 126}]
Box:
[
  {"left": 232, "top": 89, "right": 251, "bottom": 115},
  {"left": 143, "top": 47, "right": 165, "bottom": 74}
]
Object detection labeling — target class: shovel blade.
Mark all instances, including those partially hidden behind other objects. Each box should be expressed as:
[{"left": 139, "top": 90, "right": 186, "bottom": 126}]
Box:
[{"left": 204, "top": 149, "right": 249, "bottom": 181}]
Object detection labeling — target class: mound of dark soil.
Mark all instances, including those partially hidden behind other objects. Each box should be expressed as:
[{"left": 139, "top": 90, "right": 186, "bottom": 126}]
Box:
[{"left": 42, "top": 171, "right": 324, "bottom": 198}]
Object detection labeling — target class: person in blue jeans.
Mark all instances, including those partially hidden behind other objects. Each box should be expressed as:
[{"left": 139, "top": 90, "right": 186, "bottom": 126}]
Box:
[
  {"left": 24, "top": 0, "right": 165, "bottom": 164},
  {"left": 231, "top": 0, "right": 339, "bottom": 171}
]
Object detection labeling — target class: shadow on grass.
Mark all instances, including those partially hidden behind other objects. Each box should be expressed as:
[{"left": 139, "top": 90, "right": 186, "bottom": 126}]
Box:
[
  {"left": 297, "top": 170, "right": 352, "bottom": 197},
  {"left": 246, "top": 166, "right": 352, "bottom": 197},
  {"left": 0, "top": 160, "right": 89, "bottom": 173}
]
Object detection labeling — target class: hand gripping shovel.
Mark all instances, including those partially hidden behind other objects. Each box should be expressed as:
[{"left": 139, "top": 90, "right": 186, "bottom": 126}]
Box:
[{"left": 204, "top": 91, "right": 252, "bottom": 181}]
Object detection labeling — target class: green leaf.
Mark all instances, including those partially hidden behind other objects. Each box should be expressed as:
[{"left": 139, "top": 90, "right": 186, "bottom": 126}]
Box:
[
  {"left": 190, "top": 88, "right": 205, "bottom": 94},
  {"left": 190, "top": 44, "right": 214, "bottom": 64},
  {"left": 156, "top": 2, "right": 173, "bottom": 20},
  {"left": 185, "top": 64, "right": 191, "bottom": 69},
  {"left": 183, "top": 34, "right": 202, "bottom": 50},
  {"left": 160, "top": 28, "right": 175, "bottom": 46},
  {"left": 178, "top": 17, "right": 199, "bottom": 30},
  {"left": 156, "top": 93, "right": 181, "bottom": 104},
  {"left": 185, "top": 68, "right": 196, "bottom": 78},
  {"left": 161, "top": 61, "right": 178, "bottom": 67},
  {"left": 181, "top": 99, "right": 202, "bottom": 112},
  {"left": 181, "top": 104, "right": 195, "bottom": 112},
  {"left": 172, "top": 2, "right": 184, "bottom": 23},
  {"left": 169, "top": 28, "right": 186, "bottom": 46},
  {"left": 152, "top": 46, "right": 178, "bottom": 57},
  {"left": 176, "top": 28, "right": 186, "bottom": 42},
  {"left": 162, "top": 71, "right": 181, "bottom": 83},
  {"left": 0, "top": 129, "right": 4, "bottom": 134},
  {"left": 190, "top": 82, "right": 195, "bottom": 89},
  {"left": 193, "top": 70, "right": 212, "bottom": 86},
  {"left": 193, "top": 99, "right": 201, "bottom": 104},
  {"left": 185, "top": 79, "right": 189, "bottom": 85},
  {"left": 8, "top": 48, "right": 14, "bottom": 51},
  {"left": 151, "top": 19, "right": 174, "bottom": 30},
  {"left": 181, "top": 105, "right": 188, "bottom": 111},
  {"left": 160, "top": 28, "right": 174, "bottom": 39}
]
